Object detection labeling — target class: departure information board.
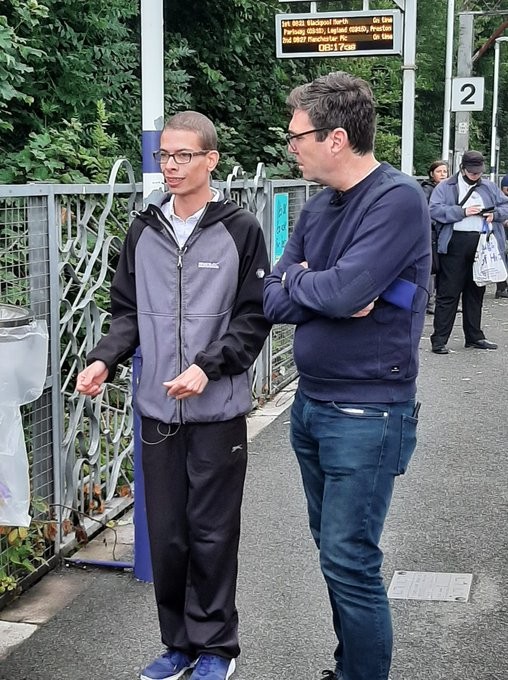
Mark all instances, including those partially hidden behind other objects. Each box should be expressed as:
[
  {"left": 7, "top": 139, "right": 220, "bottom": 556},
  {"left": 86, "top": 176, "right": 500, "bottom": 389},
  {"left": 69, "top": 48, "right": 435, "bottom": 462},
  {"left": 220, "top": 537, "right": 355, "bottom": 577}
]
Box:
[{"left": 275, "top": 11, "right": 403, "bottom": 58}]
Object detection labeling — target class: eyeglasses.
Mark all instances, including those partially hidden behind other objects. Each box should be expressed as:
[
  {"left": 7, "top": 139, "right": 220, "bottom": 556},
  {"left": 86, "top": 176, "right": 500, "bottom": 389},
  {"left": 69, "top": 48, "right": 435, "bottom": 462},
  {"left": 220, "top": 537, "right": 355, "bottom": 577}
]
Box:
[
  {"left": 153, "top": 150, "right": 211, "bottom": 165},
  {"left": 285, "top": 127, "right": 334, "bottom": 151}
]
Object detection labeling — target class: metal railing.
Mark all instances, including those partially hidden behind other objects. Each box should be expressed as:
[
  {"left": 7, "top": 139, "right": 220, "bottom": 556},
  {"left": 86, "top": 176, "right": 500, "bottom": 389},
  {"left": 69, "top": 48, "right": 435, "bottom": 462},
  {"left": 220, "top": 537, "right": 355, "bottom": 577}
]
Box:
[
  {"left": 0, "top": 171, "right": 141, "bottom": 598},
  {"left": 0, "top": 163, "right": 315, "bottom": 601}
]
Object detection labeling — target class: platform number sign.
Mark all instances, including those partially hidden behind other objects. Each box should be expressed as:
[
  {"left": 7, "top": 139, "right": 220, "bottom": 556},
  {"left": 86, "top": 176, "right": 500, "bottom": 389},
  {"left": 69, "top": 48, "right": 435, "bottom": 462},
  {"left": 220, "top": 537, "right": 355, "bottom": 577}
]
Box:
[{"left": 451, "top": 78, "right": 485, "bottom": 112}]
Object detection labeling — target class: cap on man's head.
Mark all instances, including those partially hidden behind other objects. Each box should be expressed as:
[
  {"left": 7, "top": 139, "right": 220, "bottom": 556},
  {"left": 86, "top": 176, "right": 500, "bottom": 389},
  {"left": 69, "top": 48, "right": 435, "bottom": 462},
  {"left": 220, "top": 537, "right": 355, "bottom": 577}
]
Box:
[
  {"left": 461, "top": 150, "right": 485, "bottom": 173},
  {"left": 501, "top": 174, "right": 508, "bottom": 188}
]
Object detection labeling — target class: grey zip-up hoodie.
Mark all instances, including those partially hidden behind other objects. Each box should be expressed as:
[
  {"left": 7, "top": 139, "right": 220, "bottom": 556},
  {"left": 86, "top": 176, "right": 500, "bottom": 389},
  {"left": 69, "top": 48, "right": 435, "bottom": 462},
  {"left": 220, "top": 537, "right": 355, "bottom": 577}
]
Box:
[{"left": 87, "top": 191, "right": 271, "bottom": 424}]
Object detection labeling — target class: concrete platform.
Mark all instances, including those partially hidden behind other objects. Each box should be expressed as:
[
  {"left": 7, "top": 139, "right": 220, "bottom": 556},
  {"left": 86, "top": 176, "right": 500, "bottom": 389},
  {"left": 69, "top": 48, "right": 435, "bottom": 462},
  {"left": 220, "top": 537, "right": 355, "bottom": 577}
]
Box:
[{"left": 0, "top": 293, "right": 506, "bottom": 680}]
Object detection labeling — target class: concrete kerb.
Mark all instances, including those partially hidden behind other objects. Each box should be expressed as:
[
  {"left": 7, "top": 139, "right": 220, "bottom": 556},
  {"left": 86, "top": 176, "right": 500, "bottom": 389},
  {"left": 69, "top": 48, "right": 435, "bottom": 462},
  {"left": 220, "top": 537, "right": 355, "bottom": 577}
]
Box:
[{"left": 247, "top": 380, "right": 297, "bottom": 442}]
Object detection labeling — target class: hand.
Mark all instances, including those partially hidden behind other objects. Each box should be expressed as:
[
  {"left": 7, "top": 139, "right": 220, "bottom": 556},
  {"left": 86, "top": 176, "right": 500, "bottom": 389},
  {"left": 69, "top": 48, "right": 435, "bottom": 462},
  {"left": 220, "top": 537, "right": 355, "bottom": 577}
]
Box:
[
  {"left": 352, "top": 299, "right": 377, "bottom": 318},
  {"left": 483, "top": 212, "right": 494, "bottom": 223},
  {"left": 76, "top": 360, "right": 108, "bottom": 397},
  {"left": 464, "top": 205, "right": 482, "bottom": 216},
  {"left": 163, "top": 364, "right": 209, "bottom": 400},
  {"left": 300, "top": 261, "right": 309, "bottom": 269}
]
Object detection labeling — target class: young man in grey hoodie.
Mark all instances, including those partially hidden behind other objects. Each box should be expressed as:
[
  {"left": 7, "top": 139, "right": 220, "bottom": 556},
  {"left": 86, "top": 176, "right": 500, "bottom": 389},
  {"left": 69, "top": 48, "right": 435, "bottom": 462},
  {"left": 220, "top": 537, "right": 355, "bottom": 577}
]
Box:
[{"left": 77, "top": 111, "right": 270, "bottom": 680}]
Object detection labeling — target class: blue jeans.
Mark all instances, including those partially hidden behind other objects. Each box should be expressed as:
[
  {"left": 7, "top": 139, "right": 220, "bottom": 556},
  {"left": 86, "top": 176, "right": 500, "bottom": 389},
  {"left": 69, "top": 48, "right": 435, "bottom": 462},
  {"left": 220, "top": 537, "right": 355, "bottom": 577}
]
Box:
[{"left": 290, "top": 389, "right": 418, "bottom": 680}]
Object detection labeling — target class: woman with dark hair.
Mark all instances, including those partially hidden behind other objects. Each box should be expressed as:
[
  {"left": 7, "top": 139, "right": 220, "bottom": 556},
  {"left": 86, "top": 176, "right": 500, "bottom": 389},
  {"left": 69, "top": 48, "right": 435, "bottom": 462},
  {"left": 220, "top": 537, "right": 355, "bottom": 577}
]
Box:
[
  {"left": 421, "top": 160, "right": 449, "bottom": 200},
  {"left": 421, "top": 160, "right": 448, "bottom": 313}
]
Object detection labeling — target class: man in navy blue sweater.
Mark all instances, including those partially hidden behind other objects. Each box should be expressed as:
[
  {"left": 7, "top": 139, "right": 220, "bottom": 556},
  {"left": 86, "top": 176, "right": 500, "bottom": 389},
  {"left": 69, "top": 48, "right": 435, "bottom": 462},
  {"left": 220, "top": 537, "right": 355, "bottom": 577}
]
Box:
[{"left": 263, "top": 72, "right": 431, "bottom": 680}]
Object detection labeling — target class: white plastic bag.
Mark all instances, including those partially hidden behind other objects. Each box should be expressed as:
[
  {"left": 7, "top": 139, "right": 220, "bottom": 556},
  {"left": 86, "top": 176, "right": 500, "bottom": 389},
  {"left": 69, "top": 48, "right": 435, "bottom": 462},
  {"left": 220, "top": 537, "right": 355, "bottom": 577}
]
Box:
[
  {"left": 0, "top": 319, "right": 48, "bottom": 527},
  {"left": 0, "top": 407, "right": 32, "bottom": 527},
  {"left": 472, "top": 223, "right": 508, "bottom": 286}
]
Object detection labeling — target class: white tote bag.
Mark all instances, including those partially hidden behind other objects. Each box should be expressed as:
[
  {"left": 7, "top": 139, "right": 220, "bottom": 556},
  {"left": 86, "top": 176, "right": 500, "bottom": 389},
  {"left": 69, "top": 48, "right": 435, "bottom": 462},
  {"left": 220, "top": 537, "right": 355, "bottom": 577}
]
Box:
[{"left": 472, "top": 222, "right": 508, "bottom": 286}]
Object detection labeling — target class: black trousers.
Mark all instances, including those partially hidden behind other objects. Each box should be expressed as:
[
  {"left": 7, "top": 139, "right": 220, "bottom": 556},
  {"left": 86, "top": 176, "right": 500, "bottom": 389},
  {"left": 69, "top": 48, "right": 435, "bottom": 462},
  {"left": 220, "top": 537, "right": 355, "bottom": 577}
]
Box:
[
  {"left": 141, "top": 416, "right": 248, "bottom": 659},
  {"left": 431, "top": 231, "right": 485, "bottom": 347}
]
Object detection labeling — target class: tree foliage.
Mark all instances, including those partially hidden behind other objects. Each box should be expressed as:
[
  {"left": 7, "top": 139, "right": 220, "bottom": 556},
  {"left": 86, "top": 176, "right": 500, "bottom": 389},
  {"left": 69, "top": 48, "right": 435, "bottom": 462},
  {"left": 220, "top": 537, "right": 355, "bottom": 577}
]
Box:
[
  {"left": 0, "top": 101, "right": 121, "bottom": 184},
  {"left": 1, "top": 0, "right": 508, "bottom": 182},
  {"left": 0, "top": 0, "right": 140, "bottom": 180},
  {"left": 0, "top": 2, "right": 46, "bottom": 133},
  {"left": 415, "top": 0, "right": 508, "bottom": 174}
]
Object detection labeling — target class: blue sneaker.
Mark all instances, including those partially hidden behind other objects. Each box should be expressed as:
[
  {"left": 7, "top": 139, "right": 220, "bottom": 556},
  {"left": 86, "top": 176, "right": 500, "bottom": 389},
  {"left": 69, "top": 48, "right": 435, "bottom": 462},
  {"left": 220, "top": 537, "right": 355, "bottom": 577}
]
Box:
[
  {"left": 140, "top": 650, "right": 195, "bottom": 680},
  {"left": 189, "top": 654, "right": 236, "bottom": 680}
]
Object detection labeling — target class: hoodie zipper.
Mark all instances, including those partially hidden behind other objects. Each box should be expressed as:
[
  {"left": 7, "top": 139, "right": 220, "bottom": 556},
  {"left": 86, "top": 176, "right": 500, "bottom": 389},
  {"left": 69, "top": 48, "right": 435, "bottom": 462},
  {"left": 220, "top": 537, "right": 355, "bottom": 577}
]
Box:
[
  {"left": 152, "top": 208, "right": 206, "bottom": 424},
  {"left": 145, "top": 208, "right": 183, "bottom": 422},
  {"left": 146, "top": 203, "right": 214, "bottom": 423},
  {"left": 176, "top": 244, "right": 187, "bottom": 409}
]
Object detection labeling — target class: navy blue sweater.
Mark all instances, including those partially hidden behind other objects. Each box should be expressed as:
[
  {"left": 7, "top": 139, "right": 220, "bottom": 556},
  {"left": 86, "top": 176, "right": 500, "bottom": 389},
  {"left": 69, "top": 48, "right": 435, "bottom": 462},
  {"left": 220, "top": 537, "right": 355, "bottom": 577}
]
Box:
[{"left": 263, "top": 163, "right": 431, "bottom": 403}]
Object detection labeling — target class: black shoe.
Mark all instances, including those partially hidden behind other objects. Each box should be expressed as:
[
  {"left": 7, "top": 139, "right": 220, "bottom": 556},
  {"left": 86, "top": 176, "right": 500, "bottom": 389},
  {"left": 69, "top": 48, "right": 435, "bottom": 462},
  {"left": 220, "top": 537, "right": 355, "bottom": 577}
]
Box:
[
  {"left": 495, "top": 290, "right": 508, "bottom": 299},
  {"left": 431, "top": 345, "right": 449, "bottom": 354},
  {"left": 465, "top": 339, "right": 498, "bottom": 350}
]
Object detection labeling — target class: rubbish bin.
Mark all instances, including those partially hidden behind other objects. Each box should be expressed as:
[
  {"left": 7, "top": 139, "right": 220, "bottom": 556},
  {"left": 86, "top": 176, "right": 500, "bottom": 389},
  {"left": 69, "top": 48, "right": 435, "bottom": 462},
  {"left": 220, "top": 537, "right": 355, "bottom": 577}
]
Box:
[{"left": 0, "top": 304, "right": 48, "bottom": 527}]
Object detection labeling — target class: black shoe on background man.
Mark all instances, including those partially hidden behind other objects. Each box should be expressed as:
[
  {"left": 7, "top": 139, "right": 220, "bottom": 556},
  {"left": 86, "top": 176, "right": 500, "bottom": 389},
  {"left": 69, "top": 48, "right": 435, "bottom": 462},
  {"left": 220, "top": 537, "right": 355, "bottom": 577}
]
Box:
[{"left": 464, "top": 339, "right": 498, "bottom": 350}]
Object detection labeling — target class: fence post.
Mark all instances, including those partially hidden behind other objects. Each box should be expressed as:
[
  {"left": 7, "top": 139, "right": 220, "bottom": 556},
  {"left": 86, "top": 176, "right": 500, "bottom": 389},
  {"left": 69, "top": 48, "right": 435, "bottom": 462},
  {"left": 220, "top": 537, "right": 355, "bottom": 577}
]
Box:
[{"left": 27, "top": 193, "right": 57, "bottom": 525}]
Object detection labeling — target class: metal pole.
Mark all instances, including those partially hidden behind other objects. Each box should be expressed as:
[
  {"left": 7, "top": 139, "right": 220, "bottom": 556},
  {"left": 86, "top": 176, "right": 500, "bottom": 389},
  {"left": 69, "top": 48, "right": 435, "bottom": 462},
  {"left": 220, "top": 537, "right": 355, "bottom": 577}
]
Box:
[
  {"left": 400, "top": 0, "right": 417, "bottom": 175},
  {"left": 133, "top": 349, "right": 153, "bottom": 583},
  {"left": 490, "top": 38, "right": 508, "bottom": 182},
  {"left": 134, "top": 0, "right": 164, "bottom": 583},
  {"left": 141, "top": 0, "right": 164, "bottom": 199},
  {"left": 453, "top": 13, "right": 474, "bottom": 172},
  {"left": 490, "top": 41, "right": 500, "bottom": 181},
  {"left": 442, "top": 0, "right": 455, "bottom": 162},
  {"left": 47, "top": 187, "right": 64, "bottom": 556}
]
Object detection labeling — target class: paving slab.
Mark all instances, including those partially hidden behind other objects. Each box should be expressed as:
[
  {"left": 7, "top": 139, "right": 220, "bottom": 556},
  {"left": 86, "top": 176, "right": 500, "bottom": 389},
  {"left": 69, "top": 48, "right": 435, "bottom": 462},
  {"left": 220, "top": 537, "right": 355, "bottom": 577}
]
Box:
[
  {"left": 0, "top": 570, "right": 90, "bottom": 626},
  {"left": 0, "top": 622, "right": 37, "bottom": 661}
]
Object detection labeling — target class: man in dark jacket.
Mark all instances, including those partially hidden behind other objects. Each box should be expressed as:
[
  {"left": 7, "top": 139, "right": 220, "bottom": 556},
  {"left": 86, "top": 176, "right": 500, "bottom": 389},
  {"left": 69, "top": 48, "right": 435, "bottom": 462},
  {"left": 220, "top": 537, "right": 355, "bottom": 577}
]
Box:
[
  {"left": 429, "top": 150, "right": 508, "bottom": 353},
  {"left": 263, "top": 71, "right": 430, "bottom": 680},
  {"left": 76, "top": 111, "right": 271, "bottom": 680}
]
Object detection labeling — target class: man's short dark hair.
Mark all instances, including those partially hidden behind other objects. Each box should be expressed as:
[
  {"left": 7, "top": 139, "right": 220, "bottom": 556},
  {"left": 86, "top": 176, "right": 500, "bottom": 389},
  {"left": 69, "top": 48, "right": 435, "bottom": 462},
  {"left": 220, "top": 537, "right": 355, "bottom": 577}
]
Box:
[
  {"left": 286, "top": 71, "right": 376, "bottom": 155},
  {"left": 164, "top": 111, "right": 218, "bottom": 150}
]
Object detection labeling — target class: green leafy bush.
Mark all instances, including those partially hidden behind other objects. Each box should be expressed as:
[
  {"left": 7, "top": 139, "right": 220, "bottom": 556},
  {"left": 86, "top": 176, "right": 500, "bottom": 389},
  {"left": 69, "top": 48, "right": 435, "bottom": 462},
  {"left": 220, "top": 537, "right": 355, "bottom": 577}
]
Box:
[{"left": 0, "top": 101, "right": 121, "bottom": 183}]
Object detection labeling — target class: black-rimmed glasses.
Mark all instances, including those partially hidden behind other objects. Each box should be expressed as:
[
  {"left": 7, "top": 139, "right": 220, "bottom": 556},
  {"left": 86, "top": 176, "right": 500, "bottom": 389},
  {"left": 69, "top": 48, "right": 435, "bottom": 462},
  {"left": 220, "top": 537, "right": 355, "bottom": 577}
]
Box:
[
  {"left": 285, "top": 127, "right": 334, "bottom": 150},
  {"left": 153, "top": 150, "right": 211, "bottom": 165}
]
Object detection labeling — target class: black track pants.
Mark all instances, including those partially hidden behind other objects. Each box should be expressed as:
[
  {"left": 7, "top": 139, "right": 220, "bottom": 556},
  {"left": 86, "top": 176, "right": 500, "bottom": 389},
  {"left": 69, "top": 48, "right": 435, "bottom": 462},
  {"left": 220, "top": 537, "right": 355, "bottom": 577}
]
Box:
[{"left": 141, "top": 416, "right": 248, "bottom": 659}]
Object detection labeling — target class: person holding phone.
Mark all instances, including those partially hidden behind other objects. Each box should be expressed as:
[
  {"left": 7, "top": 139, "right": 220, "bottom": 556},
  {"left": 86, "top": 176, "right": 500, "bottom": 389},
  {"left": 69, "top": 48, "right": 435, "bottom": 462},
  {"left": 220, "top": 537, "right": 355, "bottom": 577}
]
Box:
[{"left": 429, "top": 151, "right": 508, "bottom": 354}]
